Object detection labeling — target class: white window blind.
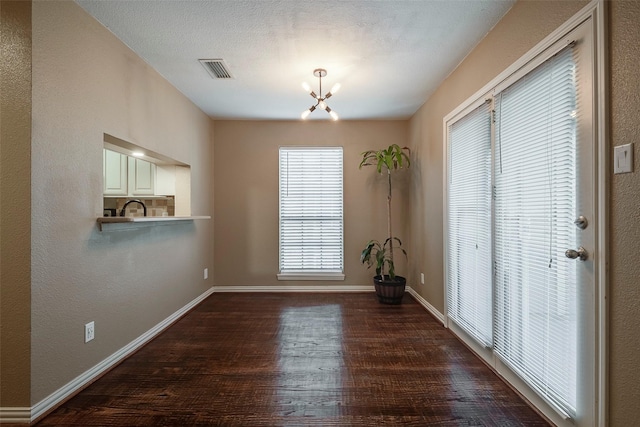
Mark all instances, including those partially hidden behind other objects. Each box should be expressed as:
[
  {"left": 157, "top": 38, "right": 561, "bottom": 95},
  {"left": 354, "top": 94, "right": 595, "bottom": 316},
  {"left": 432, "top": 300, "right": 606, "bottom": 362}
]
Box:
[
  {"left": 493, "top": 45, "right": 578, "bottom": 414},
  {"left": 279, "top": 147, "right": 343, "bottom": 274},
  {"left": 447, "top": 101, "right": 493, "bottom": 346}
]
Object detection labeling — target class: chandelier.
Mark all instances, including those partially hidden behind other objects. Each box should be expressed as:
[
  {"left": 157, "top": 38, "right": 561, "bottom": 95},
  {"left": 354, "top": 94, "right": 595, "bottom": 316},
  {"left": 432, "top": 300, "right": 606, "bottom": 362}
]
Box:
[{"left": 301, "top": 68, "right": 340, "bottom": 120}]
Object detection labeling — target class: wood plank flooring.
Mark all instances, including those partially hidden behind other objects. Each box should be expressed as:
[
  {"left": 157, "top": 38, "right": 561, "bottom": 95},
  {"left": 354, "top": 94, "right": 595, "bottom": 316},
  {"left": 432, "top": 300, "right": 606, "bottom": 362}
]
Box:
[{"left": 35, "top": 293, "right": 549, "bottom": 426}]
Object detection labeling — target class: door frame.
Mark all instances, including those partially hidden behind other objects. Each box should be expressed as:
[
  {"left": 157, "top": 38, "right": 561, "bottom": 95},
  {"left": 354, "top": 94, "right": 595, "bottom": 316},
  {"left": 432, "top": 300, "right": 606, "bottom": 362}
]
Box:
[{"left": 442, "top": 1, "right": 608, "bottom": 425}]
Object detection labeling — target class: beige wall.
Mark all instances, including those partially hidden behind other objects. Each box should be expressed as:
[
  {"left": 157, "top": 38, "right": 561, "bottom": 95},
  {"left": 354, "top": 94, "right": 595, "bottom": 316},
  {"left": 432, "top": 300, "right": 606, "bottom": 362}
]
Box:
[
  {"left": 609, "top": 1, "right": 640, "bottom": 425},
  {"left": 30, "top": 1, "right": 213, "bottom": 403},
  {"left": 213, "top": 120, "right": 409, "bottom": 287},
  {"left": 408, "top": 0, "right": 640, "bottom": 424},
  {"left": 0, "top": 0, "right": 32, "bottom": 408}
]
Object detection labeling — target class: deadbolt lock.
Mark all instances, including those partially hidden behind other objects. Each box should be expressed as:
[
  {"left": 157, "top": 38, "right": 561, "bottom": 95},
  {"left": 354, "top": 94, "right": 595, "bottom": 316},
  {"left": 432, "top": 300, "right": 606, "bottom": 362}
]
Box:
[{"left": 574, "top": 216, "right": 588, "bottom": 230}]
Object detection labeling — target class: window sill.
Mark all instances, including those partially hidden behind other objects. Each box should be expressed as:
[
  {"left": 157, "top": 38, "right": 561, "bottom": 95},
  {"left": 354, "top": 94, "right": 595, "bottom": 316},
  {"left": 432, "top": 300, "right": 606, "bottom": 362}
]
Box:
[{"left": 277, "top": 273, "right": 345, "bottom": 281}]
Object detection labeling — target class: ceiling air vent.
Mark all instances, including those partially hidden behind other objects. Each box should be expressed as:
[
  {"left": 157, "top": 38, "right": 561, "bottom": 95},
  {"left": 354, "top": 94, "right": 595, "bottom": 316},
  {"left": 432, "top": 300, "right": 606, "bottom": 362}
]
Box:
[{"left": 199, "top": 59, "right": 234, "bottom": 79}]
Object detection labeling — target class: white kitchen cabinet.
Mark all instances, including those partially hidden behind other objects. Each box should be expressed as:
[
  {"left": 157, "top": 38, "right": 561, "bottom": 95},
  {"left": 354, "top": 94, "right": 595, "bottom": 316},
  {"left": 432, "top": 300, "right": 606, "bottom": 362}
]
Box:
[
  {"left": 155, "top": 165, "right": 176, "bottom": 196},
  {"left": 103, "top": 149, "right": 128, "bottom": 196},
  {"left": 103, "top": 149, "right": 156, "bottom": 196},
  {"left": 128, "top": 157, "right": 155, "bottom": 196}
]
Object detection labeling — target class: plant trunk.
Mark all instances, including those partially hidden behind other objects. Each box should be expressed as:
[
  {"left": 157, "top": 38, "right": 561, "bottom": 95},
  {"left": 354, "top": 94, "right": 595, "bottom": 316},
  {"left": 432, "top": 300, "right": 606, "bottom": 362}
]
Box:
[{"left": 387, "top": 170, "right": 393, "bottom": 264}]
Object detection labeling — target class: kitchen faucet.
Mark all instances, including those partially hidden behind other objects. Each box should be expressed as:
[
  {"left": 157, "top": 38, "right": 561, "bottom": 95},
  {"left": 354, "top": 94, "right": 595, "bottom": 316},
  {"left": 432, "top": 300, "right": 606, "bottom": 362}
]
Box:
[{"left": 119, "top": 199, "right": 147, "bottom": 217}]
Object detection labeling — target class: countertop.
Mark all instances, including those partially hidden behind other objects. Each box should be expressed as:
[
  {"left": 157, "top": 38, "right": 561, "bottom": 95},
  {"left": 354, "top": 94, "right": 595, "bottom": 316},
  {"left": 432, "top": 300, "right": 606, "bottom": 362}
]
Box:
[{"left": 97, "top": 215, "right": 210, "bottom": 230}]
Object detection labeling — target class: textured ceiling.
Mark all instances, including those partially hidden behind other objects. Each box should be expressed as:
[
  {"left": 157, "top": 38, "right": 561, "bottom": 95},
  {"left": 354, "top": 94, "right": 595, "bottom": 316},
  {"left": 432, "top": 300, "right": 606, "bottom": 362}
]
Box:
[{"left": 75, "top": 0, "right": 515, "bottom": 120}]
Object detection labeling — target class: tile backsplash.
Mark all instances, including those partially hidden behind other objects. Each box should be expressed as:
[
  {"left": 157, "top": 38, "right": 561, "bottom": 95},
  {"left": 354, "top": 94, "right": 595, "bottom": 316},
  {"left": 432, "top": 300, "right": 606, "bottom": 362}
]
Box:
[{"left": 104, "top": 197, "right": 175, "bottom": 217}]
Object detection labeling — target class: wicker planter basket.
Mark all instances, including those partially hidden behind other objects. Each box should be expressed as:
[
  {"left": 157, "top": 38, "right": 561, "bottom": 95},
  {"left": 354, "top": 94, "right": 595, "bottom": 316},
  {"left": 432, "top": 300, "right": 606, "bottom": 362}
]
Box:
[{"left": 373, "top": 275, "right": 406, "bottom": 305}]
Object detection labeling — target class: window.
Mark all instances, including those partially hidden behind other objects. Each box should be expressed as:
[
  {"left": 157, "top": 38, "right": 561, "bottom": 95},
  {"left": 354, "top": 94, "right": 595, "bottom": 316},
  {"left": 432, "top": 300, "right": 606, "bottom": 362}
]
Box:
[
  {"left": 278, "top": 147, "right": 344, "bottom": 280},
  {"left": 446, "top": 100, "right": 493, "bottom": 346}
]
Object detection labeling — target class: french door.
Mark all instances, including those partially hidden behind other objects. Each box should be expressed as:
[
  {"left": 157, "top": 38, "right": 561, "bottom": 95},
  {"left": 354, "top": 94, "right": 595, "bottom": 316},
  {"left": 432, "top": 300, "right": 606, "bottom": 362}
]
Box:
[{"left": 446, "top": 18, "right": 597, "bottom": 426}]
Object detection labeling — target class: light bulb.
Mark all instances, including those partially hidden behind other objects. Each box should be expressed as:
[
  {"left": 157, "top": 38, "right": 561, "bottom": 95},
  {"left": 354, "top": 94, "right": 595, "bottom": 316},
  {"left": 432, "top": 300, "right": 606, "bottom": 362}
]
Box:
[
  {"left": 132, "top": 151, "right": 144, "bottom": 157},
  {"left": 330, "top": 83, "right": 341, "bottom": 95},
  {"left": 318, "top": 100, "right": 327, "bottom": 110},
  {"left": 302, "top": 82, "right": 311, "bottom": 92},
  {"left": 301, "top": 109, "right": 311, "bottom": 120},
  {"left": 329, "top": 110, "right": 339, "bottom": 121}
]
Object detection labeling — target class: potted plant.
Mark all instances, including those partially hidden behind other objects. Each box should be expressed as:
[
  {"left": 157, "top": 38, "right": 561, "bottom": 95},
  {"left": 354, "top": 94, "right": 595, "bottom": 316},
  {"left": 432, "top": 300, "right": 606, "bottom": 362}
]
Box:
[{"left": 359, "top": 144, "right": 410, "bottom": 304}]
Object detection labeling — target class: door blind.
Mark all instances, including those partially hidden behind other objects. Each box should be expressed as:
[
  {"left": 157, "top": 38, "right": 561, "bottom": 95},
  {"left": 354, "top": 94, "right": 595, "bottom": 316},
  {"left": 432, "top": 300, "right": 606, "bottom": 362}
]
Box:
[
  {"left": 279, "top": 147, "right": 343, "bottom": 273},
  {"left": 493, "top": 45, "right": 578, "bottom": 414},
  {"left": 447, "top": 101, "right": 493, "bottom": 346}
]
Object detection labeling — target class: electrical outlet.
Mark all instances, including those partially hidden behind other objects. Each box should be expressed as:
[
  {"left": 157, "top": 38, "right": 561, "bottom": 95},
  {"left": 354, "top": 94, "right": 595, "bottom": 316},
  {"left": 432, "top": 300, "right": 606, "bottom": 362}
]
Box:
[
  {"left": 204, "top": 268, "right": 209, "bottom": 280},
  {"left": 85, "top": 321, "right": 95, "bottom": 343},
  {"left": 420, "top": 273, "right": 425, "bottom": 285}
]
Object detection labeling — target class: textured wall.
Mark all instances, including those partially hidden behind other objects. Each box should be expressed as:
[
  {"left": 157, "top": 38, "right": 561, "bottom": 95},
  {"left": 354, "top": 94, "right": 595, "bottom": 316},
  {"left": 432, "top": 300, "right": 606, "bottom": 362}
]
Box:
[
  {"left": 213, "top": 120, "right": 409, "bottom": 287},
  {"left": 30, "top": 1, "right": 213, "bottom": 403},
  {"left": 0, "top": 0, "right": 31, "bottom": 408},
  {"left": 609, "top": 1, "right": 640, "bottom": 424}
]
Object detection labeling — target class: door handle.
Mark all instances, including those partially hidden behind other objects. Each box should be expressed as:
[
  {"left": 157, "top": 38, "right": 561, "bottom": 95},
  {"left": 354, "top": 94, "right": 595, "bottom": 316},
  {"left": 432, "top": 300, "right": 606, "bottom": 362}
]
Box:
[{"left": 565, "top": 247, "right": 588, "bottom": 261}]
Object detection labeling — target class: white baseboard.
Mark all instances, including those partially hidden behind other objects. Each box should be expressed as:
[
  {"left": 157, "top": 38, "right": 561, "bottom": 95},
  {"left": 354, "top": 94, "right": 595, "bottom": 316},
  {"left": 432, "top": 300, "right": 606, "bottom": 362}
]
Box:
[
  {"left": 0, "top": 407, "right": 30, "bottom": 424},
  {"left": 213, "top": 285, "right": 374, "bottom": 293},
  {"left": 407, "top": 286, "right": 445, "bottom": 325},
  {"left": 29, "top": 286, "right": 215, "bottom": 423}
]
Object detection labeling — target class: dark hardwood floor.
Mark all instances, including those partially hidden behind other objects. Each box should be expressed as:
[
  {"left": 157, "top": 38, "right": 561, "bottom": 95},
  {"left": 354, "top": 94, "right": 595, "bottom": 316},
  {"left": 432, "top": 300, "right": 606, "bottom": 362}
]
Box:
[{"left": 35, "top": 293, "right": 549, "bottom": 426}]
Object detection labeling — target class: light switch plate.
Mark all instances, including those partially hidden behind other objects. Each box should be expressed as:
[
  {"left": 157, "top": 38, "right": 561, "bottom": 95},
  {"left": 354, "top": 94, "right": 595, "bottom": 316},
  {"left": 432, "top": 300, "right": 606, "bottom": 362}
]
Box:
[
  {"left": 614, "top": 143, "right": 633, "bottom": 174},
  {"left": 85, "top": 321, "right": 95, "bottom": 343}
]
